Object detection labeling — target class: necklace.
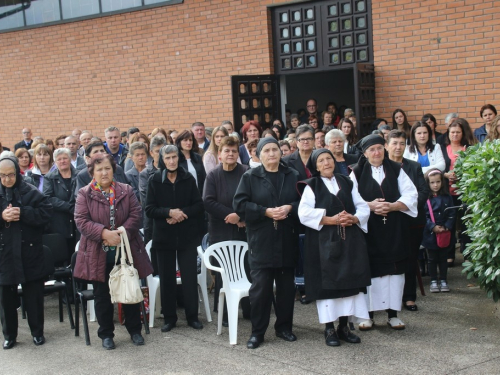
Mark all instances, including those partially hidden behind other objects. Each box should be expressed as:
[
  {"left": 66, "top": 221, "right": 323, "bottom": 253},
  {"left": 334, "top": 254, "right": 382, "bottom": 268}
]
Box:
[{"left": 337, "top": 214, "right": 346, "bottom": 240}]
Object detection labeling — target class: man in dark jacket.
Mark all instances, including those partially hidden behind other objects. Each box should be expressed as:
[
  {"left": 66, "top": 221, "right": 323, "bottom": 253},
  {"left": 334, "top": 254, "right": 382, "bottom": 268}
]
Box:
[
  {"left": 14, "top": 128, "right": 33, "bottom": 151},
  {"left": 0, "top": 156, "right": 53, "bottom": 349},
  {"left": 103, "top": 126, "right": 128, "bottom": 168},
  {"left": 386, "top": 130, "right": 429, "bottom": 311}
]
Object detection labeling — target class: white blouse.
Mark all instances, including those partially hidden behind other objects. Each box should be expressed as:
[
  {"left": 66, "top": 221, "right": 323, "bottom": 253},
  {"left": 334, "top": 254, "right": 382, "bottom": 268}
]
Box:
[
  {"left": 403, "top": 143, "right": 446, "bottom": 173},
  {"left": 298, "top": 176, "right": 370, "bottom": 232},
  {"left": 349, "top": 166, "right": 418, "bottom": 218}
]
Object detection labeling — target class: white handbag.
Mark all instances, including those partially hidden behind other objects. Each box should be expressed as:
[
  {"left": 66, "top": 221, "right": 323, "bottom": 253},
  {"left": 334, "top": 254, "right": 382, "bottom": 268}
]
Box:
[{"left": 108, "top": 226, "right": 144, "bottom": 304}]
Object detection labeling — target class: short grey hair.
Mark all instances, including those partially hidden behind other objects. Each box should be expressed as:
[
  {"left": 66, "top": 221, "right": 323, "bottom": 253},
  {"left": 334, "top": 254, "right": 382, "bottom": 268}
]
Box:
[
  {"left": 53, "top": 148, "right": 71, "bottom": 160},
  {"left": 325, "top": 129, "right": 346, "bottom": 145},
  {"left": 0, "top": 151, "right": 15, "bottom": 158},
  {"left": 296, "top": 124, "right": 315, "bottom": 139},
  {"left": 150, "top": 135, "right": 168, "bottom": 150},
  {"left": 128, "top": 142, "right": 148, "bottom": 157},
  {"left": 105, "top": 126, "right": 120, "bottom": 134},
  {"left": 160, "top": 144, "right": 178, "bottom": 156},
  {"left": 344, "top": 108, "right": 354, "bottom": 117},
  {"left": 444, "top": 112, "right": 459, "bottom": 125}
]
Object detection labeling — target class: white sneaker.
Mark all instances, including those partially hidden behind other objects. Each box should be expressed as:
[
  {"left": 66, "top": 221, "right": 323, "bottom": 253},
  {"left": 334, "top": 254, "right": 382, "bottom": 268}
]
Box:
[
  {"left": 358, "top": 319, "right": 374, "bottom": 331},
  {"left": 387, "top": 317, "right": 405, "bottom": 330},
  {"left": 440, "top": 280, "right": 450, "bottom": 292},
  {"left": 430, "top": 280, "right": 440, "bottom": 293}
]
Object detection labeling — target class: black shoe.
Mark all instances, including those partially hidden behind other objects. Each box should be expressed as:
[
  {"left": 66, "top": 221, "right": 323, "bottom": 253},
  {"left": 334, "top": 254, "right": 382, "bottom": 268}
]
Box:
[
  {"left": 222, "top": 320, "right": 229, "bottom": 327},
  {"left": 187, "top": 320, "right": 203, "bottom": 330},
  {"left": 404, "top": 303, "right": 418, "bottom": 312},
  {"left": 102, "top": 337, "right": 115, "bottom": 350},
  {"left": 300, "top": 296, "right": 310, "bottom": 305},
  {"left": 131, "top": 333, "right": 144, "bottom": 346},
  {"left": 275, "top": 330, "right": 297, "bottom": 342},
  {"left": 246, "top": 335, "right": 264, "bottom": 349},
  {"left": 33, "top": 336, "right": 45, "bottom": 346},
  {"left": 3, "top": 339, "right": 16, "bottom": 350},
  {"left": 324, "top": 328, "right": 340, "bottom": 347},
  {"left": 337, "top": 326, "right": 361, "bottom": 344},
  {"left": 161, "top": 322, "right": 176, "bottom": 332}
]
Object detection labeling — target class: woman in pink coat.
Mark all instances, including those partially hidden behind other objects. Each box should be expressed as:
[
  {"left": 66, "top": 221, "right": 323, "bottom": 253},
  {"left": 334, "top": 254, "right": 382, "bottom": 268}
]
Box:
[{"left": 74, "top": 154, "right": 153, "bottom": 350}]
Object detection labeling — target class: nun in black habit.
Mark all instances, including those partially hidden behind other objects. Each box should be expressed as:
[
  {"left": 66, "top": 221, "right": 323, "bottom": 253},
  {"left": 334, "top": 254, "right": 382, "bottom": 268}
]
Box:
[
  {"left": 350, "top": 135, "right": 418, "bottom": 331},
  {"left": 298, "top": 149, "right": 371, "bottom": 347}
]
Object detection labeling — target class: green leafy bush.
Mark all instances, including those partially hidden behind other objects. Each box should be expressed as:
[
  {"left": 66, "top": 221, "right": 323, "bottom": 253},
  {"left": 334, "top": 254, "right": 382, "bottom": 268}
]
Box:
[{"left": 454, "top": 140, "right": 500, "bottom": 301}]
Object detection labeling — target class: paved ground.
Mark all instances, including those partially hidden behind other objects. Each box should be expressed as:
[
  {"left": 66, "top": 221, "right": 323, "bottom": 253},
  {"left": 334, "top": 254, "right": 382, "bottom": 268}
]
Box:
[{"left": 1, "top": 250, "right": 500, "bottom": 375}]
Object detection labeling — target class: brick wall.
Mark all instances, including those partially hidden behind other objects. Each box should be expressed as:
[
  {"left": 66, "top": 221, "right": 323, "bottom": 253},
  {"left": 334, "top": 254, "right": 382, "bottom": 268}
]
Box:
[
  {"left": 372, "top": 0, "right": 500, "bottom": 133},
  {"left": 0, "top": 0, "right": 287, "bottom": 148}
]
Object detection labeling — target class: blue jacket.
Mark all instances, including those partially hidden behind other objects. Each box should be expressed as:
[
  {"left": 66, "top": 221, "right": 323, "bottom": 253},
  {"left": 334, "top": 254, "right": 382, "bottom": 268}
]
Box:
[
  {"left": 422, "top": 194, "right": 456, "bottom": 250},
  {"left": 474, "top": 124, "right": 487, "bottom": 143}
]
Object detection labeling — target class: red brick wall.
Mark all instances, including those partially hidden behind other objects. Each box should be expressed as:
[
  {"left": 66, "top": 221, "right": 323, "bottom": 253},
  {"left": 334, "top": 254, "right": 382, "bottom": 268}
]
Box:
[
  {"left": 0, "top": 0, "right": 287, "bottom": 148},
  {"left": 372, "top": 0, "right": 500, "bottom": 133}
]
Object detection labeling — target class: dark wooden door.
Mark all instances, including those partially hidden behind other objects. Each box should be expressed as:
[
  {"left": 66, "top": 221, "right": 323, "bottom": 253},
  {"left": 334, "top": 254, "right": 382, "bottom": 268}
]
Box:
[
  {"left": 231, "top": 75, "right": 281, "bottom": 132},
  {"left": 354, "top": 63, "right": 375, "bottom": 136}
]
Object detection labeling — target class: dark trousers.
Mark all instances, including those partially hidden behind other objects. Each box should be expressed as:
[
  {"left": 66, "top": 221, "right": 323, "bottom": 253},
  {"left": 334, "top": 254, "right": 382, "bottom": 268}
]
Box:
[
  {"left": 156, "top": 248, "right": 199, "bottom": 324},
  {"left": 92, "top": 265, "right": 142, "bottom": 339},
  {"left": 427, "top": 248, "right": 448, "bottom": 281},
  {"left": 403, "top": 225, "right": 424, "bottom": 303},
  {"left": 0, "top": 279, "right": 44, "bottom": 340},
  {"left": 249, "top": 267, "right": 295, "bottom": 336}
]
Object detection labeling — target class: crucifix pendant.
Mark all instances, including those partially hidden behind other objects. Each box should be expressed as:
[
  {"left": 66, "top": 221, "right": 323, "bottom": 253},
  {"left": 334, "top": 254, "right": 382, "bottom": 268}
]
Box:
[
  {"left": 273, "top": 220, "right": 278, "bottom": 230},
  {"left": 382, "top": 216, "right": 387, "bottom": 225}
]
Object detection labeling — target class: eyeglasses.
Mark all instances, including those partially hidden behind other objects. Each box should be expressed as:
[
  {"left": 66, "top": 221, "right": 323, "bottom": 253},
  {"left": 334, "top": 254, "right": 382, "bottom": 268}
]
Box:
[
  {"left": 297, "top": 137, "right": 314, "bottom": 143},
  {"left": 0, "top": 173, "right": 16, "bottom": 179}
]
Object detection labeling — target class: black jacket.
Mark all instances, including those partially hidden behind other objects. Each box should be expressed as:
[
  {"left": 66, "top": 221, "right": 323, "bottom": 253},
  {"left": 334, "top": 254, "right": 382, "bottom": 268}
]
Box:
[
  {"left": 178, "top": 150, "right": 206, "bottom": 195},
  {"left": 145, "top": 166, "right": 204, "bottom": 251},
  {"left": 0, "top": 160, "right": 52, "bottom": 285},
  {"left": 14, "top": 140, "right": 33, "bottom": 151},
  {"left": 139, "top": 164, "right": 157, "bottom": 244},
  {"left": 233, "top": 163, "right": 300, "bottom": 270},
  {"left": 125, "top": 166, "right": 141, "bottom": 198},
  {"left": 282, "top": 150, "right": 311, "bottom": 181},
  {"left": 203, "top": 164, "right": 248, "bottom": 244},
  {"left": 333, "top": 153, "right": 359, "bottom": 175},
  {"left": 401, "top": 158, "right": 429, "bottom": 226},
  {"left": 42, "top": 167, "right": 77, "bottom": 239}
]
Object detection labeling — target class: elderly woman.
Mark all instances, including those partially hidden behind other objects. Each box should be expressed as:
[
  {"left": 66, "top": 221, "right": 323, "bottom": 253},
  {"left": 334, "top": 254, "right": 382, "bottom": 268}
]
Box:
[
  {"left": 325, "top": 129, "right": 359, "bottom": 176},
  {"left": 124, "top": 132, "right": 152, "bottom": 172},
  {"left": 74, "top": 154, "right": 153, "bottom": 350},
  {"left": 403, "top": 122, "right": 445, "bottom": 173},
  {"left": 203, "top": 126, "right": 229, "bottom": 174},
  {"left": 203, "top": 135, "right": 250, "bottom": 324},
  {"left": 0, "top": 156, "right": 52, "bottom": 349},
  {"left": 43, "top": 148, "right": 78, "bottom": 260},
  {"left": 125, "top": 142, "right": 149, "bottom": 197},
  {"left": 283, "top": 124, "right": 315, "bottom": 181},
  {"left": 145, "top": 145, "right": 205, "bottom": 333},
  {"left": 239, "top": 121, "right": 262, "bottom": 165},
  {"left": 25, "top": 144, "right": 54, "bottom": 191},
  {"left": 351, "top": 135, "right": 418, "bottom": 331},
  {"left": 298, "top": 149, "right": 371, "bottom": 346},
  {"left": 233, "top": 137, "right": 300, "bottom": 349},
  {"left": 14, "top": 148, "right": 32, "bottom": 175}
]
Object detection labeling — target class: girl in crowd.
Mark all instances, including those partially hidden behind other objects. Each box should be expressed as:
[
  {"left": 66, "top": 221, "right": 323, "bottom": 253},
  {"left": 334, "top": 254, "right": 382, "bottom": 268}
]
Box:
[
  {"left": 14, "top": 148, "right": 32, "bottom": 175},
  {"left": 403, "top": 122, "right": 445, "bottom": 173},
  {"left": 474, "top": 104, "right": 497, "bottom": 143},
  {"left": 392, "top": 109, "right": 411, "bottom": 139},
  {"left": 239, "top": 121, "right": 262, "bottom": 165},
  {"left": 24, "top": 144, "right": 54, "bottom": 191},
  {"left": 272, "top": 119, "right": 286, "bottom": 139},
  {"left": 421, "top": 114, "right": 442, "bottom": 144},
  {"left": 442, "top": 118, "right": 475, "bottom": 265},
  {"left": 338, "top": 118, "right": 358, "bottom": 154},
  {"left": 422, "top": 169, "right": 456, "bottom": 293},
  {"left": 203, "top": 126, "right": 229, "bottom": 174},
  {"left": 325, "top": 102, "right": 341, "bottom": 126},
  {"left": 279, "top": 140, "right": 291, "bottom": 156}
]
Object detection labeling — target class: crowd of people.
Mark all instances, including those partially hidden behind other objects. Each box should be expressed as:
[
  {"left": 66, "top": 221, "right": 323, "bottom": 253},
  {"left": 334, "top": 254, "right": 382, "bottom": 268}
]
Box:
[{"left": 0, "top": 99, "right": 498, "bottom": 351}]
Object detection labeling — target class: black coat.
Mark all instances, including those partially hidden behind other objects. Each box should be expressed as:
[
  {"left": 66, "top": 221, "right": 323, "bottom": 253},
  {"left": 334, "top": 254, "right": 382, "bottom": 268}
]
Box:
[
  {"left": 333, "top": 153, "right": 359, "bottom": 175},
  {"left": 125, "top": 165, "right": 141, "bottom": 198},
  {"left": 178, "top": 150, "right": 206, "bottom": 195},
  {"left": 233, "top": 163, "right": 300, "bottom": 270},
  {"left": 203, "top": 164, "right": 248, "bottom": 244},
  {"left": 401, "top": 158, "right": 429, "bottom": 226},
  {"left": 145, "top": 166, "right": 204, "bottom": 251},
  {"left": 239, "top": 145, "right": 250, "bottom": 165},
  {"left": 282, "top": 150, "right": 310, "bottom": 181},
  {"left": 139, "top": 164, "right": 157, "bottom": 244},
  {"left": 0, "top": 179, "right": 52, "bottom": 285},
  {"left": 14, "top": 140, "right": 33, "bottom": 151},
  {"left": 42, "top": 167, "right": 77, "bottom": 239}
]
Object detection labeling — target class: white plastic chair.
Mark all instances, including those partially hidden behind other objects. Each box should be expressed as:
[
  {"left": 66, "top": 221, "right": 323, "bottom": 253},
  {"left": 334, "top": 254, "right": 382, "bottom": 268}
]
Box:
[
  {"left": 203, "top": 241, "right": 250, "bottom": 345},
  {"left": 74, "top": 241, "right": 96, "bottom": 322},
  {"left": 145, "top": 241, "right": 161, "bottom": 328}
]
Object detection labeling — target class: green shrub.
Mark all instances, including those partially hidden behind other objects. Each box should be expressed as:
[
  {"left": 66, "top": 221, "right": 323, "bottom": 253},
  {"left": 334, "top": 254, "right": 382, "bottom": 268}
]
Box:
[{"left": 454, "top": 140, "right": 500, "bottom": 302}]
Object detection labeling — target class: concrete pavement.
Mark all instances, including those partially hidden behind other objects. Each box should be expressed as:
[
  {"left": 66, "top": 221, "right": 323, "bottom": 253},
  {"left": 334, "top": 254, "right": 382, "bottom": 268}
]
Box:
[{"left": 1, "top": 251, "right": 500, "bottom": 375}]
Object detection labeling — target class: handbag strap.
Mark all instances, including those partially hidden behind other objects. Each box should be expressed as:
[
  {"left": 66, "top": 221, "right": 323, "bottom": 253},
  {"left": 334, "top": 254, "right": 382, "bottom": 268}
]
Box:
[
  {"left": 426, "top": 199, "right": 436, "bottom": 223},
  {"left": 117, "top": 226, "right": 134, "bottom": 266}
]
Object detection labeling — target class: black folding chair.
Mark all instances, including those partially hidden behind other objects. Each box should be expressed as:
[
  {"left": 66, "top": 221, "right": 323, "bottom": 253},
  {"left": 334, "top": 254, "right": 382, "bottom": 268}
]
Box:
[{"left": 18, "top": 245, "right": 75, "bottom": 329}]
